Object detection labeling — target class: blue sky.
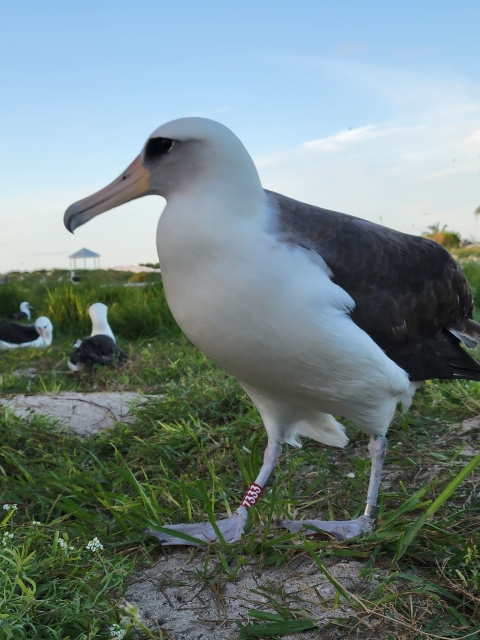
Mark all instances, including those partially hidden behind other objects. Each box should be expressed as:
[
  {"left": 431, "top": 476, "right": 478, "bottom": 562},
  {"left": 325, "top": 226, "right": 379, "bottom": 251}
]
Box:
[{"left": 1, "top": 1, "right": 480, "bottom": 271}]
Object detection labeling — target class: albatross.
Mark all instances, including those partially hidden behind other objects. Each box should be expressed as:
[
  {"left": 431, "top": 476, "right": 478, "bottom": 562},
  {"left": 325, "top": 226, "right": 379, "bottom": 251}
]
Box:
[
  {"left": 64, "top": 117, "right": 480, "bottom": 544},
  {"left": 0, "top": 317, "right": 53, "bottom": 349},
  {"left": 5, "top": 301, "right": 34, "bottom": 321},
  {"left": 68, "top": 302, "right": 127, "bottom": 372}
]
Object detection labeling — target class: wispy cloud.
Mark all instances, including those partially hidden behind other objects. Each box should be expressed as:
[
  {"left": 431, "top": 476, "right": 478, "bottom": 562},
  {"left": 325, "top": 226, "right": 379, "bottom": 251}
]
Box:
[
  {"left": 304, "top": 124, "right": 417, "bottom": 152},
  {"left": 256, "top": 103, "right": 480, "bottom": 239},
  {"left": 269, "top": 52, "right": 480, "bottom": 113}
]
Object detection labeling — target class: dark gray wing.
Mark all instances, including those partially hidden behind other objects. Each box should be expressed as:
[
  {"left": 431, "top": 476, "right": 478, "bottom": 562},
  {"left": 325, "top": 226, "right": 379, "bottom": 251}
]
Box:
[
  {"left": 5, "top": 311, "right": 27, "bottom": 321},
  {"left": 69, "top": 335, "right": 128, "bottom": 368},
  {"left": 268, "top": 190, "right": 480, "bottom": 381},
  {"left": 0, "top": 322, "right": 39, "bottom": 344}
]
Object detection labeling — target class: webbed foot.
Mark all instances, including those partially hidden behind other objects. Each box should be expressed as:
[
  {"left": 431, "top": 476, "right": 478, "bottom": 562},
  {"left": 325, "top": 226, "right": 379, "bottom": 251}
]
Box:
[
  {"left": 146, "top": 508, "right": 247, "bottom": 546},
  {"left": 279, "top": 515, "right": 375, "bottom": 541}
]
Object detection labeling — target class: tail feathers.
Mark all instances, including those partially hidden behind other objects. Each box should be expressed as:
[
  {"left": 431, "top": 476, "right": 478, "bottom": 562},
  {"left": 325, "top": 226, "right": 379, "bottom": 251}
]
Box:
[
  {"left": 438, "top": 329, "right": 480, "bottom": 381},
  {"left": 394, "top": 330, "right": 480, "bottom": 382},
  {"left": 287, "top": 412, "right": 349, "bottom": 449},
  {"left": 449, "top": 318, "right": 480, "bottom": 349}
]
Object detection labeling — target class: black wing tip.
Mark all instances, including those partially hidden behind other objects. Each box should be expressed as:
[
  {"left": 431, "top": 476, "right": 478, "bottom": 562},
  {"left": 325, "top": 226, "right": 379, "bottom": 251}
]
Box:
[
  {"left": 64, "top": 203, "right": 82, "bottom": 234},
  {"left": 64, "top": 215, "right": 76, "bottom": 235}
]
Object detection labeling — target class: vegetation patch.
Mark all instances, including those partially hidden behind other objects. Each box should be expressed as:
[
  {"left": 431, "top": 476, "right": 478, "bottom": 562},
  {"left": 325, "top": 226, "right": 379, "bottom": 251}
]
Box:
[{"left": 0, "top": 271, "right": 479, "bottom": 638}]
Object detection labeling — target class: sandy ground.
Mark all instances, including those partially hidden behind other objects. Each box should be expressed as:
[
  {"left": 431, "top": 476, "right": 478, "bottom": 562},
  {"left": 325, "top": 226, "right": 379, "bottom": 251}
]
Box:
[
  {"left": 125, "top": 551, "right": 387, "bottom": 639},
  {"left": 0, "top": 391, "right": 141, "bottom": 435}
]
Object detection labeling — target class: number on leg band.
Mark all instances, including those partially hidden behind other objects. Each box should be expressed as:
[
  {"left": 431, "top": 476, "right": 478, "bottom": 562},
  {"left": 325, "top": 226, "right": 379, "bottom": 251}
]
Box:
[{"left": 240, "top": 483, "right": 263, "bottom": 509}]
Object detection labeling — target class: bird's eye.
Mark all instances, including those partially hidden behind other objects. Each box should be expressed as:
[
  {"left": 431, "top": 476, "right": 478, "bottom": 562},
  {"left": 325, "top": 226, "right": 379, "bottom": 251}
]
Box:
[{"left": 144, "top": 137, "right": 175, "bottom": 162}]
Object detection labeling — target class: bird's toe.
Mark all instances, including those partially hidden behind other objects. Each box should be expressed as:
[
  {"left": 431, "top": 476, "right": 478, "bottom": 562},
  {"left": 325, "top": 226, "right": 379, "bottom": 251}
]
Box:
[
  {"left": 145, "top": 511, "right": 247, "bottom": 546},
  {"left": 278, "top": 516, "right": 375, "bottom": 541}
]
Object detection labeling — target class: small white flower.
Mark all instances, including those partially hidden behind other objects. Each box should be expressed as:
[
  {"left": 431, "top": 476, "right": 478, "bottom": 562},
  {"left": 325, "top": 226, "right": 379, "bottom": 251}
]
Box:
[
  {"left": 109, "top": 624, "right": 125, "bottom": 638},
  {"left": 2, "top": 504, "right": 17, "bottom": 511},
  {"left": 86, "top": 537, "right": 104, "bottom": 552},
  {"left": 32, "top": 521, "right": 42, "bottom": 526},
  {"left": 58, "top": 538, "right": 67, "bottom": 549},
  {"left": 2, "top": 532, "right": 14, "bottom": 545},
  {"left": 346, "top": 472, "right": 355, "bottom": 478}
]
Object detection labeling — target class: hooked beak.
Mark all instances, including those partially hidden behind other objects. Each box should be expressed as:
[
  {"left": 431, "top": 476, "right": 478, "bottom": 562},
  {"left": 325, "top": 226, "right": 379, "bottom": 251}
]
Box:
[
  {"left": 28, "top": 305, "right": 35, "bottom": 310},
  {"left": 38, "top": 327, "right": 46, "bottom": 340},
  {"left": 64, "top": 154, "right": 151, "bottom": 233}
]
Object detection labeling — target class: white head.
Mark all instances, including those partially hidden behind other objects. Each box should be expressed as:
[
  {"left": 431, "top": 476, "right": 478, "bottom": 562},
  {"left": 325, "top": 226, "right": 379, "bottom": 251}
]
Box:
[
  {"left": 70, "top": 271, "right": 75, "bottom": 277},
  {"left": 89, "top": 302, "right": 115, "bottom": 341},
  {"left": 20, "top": 301, "right": 34, "bottom": 319},
  {"left": 34, "top": 317, "right": 53, "bottom": 346},
  {"left": 64, "top": 118, "right": 262, "bottom": 233}
]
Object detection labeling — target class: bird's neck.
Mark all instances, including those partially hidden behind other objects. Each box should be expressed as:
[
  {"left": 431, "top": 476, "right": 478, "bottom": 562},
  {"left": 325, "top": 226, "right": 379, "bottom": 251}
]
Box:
[{"left": 91, "top": 321, "right": 115, "bottom": 341}]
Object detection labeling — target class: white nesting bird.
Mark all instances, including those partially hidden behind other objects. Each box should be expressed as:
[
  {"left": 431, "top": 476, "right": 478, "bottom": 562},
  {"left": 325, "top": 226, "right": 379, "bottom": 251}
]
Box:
[
  {"left": 70, "top": 271, "right": 80, "bottom": 284},
  {"left": 6, "top": 301, "right": 34, "bottom": 321},
  {"left": 0, "top": 317, "right": 53, "bottom": 349},
  {"left": 64, "top": 118, "right": 480, "bottom": 545},
  {"left": 68, "top": 302, "right": 127, "bottom": 372}
]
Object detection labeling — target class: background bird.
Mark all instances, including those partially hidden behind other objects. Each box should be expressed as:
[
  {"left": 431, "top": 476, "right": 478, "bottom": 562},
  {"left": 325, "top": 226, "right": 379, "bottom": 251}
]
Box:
[
  {"left": 68, "top": 302, "right": 127, "bottom": 372},
  {"left": 5, "top": 301, "right": 34, "bottom": 322},
  {"left": 70, "top": 271, "right": 80, "bottom": 284},
  {"left": 64, "top": 117, "right": 480, "bottom": 545},
  {"left": 0, "top": 317, "right": 53, "bottom": 349}
]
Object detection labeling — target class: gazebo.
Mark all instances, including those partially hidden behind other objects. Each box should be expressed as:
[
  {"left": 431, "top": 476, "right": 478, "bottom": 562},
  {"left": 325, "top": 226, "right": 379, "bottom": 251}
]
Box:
[{"left": 69, "top": 248, "right": 101, "bottom": 269}]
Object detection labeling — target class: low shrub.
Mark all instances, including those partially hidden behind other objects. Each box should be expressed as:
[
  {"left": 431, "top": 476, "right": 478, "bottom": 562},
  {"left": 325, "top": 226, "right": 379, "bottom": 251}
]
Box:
[
  {"left": 44, "top": 283, "right": 181, "bottom": 339},
  {"left": 0, "top": 285, "right": 24, "bottom": 318}
]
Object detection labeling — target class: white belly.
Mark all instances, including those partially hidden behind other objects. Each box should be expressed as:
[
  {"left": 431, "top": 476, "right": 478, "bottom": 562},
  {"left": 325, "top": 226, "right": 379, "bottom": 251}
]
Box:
[{"left": 157, "top": 202, "right": 411, "bottom": 428}]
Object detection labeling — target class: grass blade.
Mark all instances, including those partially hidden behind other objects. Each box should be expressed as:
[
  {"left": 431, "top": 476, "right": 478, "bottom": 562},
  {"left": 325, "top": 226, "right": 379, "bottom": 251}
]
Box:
[
  {"left": 303, "top": 538, "right": 352, "bottom": 604},
  {"left": 395, "top": 452, "right": 480, "bottom": 560},
  {"left": 236, "top": 619, "right": 316, "bottom": 638}
]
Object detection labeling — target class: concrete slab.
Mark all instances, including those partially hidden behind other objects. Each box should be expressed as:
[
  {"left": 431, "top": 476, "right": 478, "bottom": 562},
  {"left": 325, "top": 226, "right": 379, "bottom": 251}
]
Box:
[{"left": 0, "top": 391, "right": 141, "bottom": 436}]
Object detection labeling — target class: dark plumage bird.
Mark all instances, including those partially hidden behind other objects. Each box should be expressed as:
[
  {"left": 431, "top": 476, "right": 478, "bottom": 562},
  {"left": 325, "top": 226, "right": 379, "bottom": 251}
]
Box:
[
  {"left": 70, "top": 271, "right": 80, "bottom": 284},
  {"left": 5, "top": 301, "right": 34, "bottom": 322},
  {"left": 0, "top": 317, "right": 53, "bottom": 349},
  {"left": 68, "top": 302, "right": 127, "bottom": 372},
  {"left": 64, "top": 117, "right": 480, "bottom": 545}
]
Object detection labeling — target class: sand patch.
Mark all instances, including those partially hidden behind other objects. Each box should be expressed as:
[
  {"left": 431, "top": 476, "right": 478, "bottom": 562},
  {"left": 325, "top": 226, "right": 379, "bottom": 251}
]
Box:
[{"left": 125, "top": 551, "right": 386, "bottom": 639}]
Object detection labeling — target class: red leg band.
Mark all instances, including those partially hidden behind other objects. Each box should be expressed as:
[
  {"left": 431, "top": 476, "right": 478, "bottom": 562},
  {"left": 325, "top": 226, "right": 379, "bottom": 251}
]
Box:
[{"left": 240, "top": 482, "right": 263, "bottom": 509}]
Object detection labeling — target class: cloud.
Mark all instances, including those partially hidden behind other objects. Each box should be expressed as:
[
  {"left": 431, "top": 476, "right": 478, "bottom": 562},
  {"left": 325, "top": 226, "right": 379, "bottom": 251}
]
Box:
[
  {"left": 304, "top": 124, "right": 416, "bottom": 152},
  {"left": 270, "top": 52, "right": 480, "bottom": 116},
  {"left": 461, "top": 128, "right": 480, "bottom": 148},
  {"left": 256, "top": 104, "right": 480, "bottom": 239}
]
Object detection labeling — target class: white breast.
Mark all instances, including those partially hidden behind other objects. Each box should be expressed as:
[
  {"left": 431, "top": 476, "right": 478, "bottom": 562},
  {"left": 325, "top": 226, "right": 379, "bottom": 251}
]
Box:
[{"left": 157, "top": 189, "right": 411, "bottom": 430}]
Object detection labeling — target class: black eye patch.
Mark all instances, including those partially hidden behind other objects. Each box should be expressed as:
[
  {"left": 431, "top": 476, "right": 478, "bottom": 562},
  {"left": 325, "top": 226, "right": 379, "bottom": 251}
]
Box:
[{"left": 144, "top": 137, "right": 175, "bottom": 162}]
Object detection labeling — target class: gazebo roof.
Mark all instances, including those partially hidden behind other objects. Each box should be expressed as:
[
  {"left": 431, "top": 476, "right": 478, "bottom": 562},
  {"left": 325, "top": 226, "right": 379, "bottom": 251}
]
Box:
[{"left": 69, "top": 248, "right": 100, "bottom": 259}]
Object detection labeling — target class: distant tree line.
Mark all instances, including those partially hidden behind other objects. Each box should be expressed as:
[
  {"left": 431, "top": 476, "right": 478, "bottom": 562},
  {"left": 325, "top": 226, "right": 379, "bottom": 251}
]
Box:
[
  {"left": 423, "top": 224, "right": 462, "bottom": 249},
  {"left": 422, "top": 206, "right": 480, "bottom": 249}
]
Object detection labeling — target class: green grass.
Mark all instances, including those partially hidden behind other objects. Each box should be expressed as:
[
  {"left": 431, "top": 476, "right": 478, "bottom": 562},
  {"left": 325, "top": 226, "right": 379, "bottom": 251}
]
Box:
[
  {"left": 44, "top": 283, "right": 180, "bottom": 339},
  {"left": 1, "top": 270, "right": 480, "bottom": 637}
]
